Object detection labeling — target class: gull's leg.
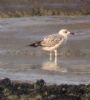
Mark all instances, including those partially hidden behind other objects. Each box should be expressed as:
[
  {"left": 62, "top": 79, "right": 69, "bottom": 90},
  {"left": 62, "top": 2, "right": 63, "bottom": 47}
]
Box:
[
  {"left": 50, "top": 51, "right": 53, "bottom": 61},
  {"left": 54, "top": 50, "right": 57, "bottom": 65}
]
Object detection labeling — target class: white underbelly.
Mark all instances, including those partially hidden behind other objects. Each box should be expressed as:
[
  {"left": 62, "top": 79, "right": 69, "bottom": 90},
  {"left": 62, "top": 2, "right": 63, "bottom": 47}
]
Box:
[{"left": 42, "top": 41, "right": 64, "bottom": 51}]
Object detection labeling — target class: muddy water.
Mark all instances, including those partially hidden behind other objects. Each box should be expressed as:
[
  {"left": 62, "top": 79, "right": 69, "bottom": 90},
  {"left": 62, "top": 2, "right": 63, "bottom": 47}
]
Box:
[{"left": 0, "top": 16, "right": 90, "bottom": 84}]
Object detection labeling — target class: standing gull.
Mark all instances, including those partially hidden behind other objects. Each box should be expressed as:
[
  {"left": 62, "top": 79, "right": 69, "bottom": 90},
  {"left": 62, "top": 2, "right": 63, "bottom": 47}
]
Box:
[{"left": 29, "top": 29, "right": 74, "bottom": 63}]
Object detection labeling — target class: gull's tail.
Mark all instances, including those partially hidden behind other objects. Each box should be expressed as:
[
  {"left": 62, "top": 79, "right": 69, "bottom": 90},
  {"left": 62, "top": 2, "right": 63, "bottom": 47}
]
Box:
[{"left": 28, "top": 41, "right": 42, "bottom": 47}]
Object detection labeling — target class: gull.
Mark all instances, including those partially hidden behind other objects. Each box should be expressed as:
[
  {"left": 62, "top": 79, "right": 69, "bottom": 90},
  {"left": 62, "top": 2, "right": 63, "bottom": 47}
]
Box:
[{"left": 28, "top": 29, "right": 74, "bottom": 64}]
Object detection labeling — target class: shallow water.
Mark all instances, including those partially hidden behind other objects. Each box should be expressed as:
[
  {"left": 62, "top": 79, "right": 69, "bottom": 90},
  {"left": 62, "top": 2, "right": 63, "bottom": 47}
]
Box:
[{"left": 0, "top": 16, "right": 90, "bottom": 84}]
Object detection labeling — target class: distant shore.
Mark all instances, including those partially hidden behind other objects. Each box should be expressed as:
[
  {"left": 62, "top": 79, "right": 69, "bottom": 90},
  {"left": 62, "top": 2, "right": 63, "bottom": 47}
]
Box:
[
  {"left": 0, "top": 0, "right": 90, "bottom": 17},
  {"left": 0, "top": 78, "right": 90, "bottom": 100}
]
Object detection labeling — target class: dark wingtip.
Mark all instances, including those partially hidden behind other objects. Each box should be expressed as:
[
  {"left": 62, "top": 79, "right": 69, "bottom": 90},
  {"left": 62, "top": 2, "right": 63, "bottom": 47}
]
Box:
[
  {"left": 27, "top": 43, "right": 39, "bottom": 47},
  {"left": 27, "top": 41, "right": 42, "bottom": 47}
]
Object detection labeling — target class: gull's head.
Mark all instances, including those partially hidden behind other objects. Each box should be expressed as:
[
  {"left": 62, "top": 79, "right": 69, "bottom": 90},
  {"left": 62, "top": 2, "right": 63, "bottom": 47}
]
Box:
[{"left": 58, "top": 29, "right": 74, "bottom": 37}]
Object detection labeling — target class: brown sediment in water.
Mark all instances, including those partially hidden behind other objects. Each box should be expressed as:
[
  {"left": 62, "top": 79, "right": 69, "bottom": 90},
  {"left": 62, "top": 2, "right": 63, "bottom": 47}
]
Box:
[{"left": 0, "top": 78, "right": 90, "bottom": 100}]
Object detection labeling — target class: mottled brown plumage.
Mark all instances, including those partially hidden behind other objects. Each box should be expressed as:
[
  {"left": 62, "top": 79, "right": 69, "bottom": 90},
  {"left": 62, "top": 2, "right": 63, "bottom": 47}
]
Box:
[{"left": 41, "top": 34, "right": 63, "bottom": 47}]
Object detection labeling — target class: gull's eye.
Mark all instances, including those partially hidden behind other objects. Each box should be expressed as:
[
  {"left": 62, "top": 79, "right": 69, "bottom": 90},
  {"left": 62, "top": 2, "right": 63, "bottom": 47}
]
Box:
[{"left": 64, "top": 31, "right": 67, "bottom": 33}]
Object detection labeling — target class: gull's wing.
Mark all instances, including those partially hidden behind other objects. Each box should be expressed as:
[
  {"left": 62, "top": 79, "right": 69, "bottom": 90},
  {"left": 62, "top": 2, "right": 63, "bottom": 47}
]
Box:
[{"left": 41, "top": 34, "right": 64, "bottom": 47}]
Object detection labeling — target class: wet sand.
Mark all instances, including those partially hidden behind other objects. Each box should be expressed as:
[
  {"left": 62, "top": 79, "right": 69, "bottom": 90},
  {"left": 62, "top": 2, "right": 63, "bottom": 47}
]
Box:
[{"left": 0, "top": 16, "right": 90, "bottom": 84}]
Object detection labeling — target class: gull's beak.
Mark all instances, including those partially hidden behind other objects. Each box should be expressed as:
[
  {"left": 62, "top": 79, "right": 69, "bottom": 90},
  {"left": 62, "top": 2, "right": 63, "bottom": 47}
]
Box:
[{"left": 70, "top": 32, "right": 75, "bottom": 35}]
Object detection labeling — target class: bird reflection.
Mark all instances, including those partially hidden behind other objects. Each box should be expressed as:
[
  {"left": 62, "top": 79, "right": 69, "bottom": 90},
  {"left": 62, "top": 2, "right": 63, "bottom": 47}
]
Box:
[
  {"left": 42, "top": 60, "right": 58, "bottom": 71},
  {"left": 42, "top": 59, "right": 67, "bottom": 72}
]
